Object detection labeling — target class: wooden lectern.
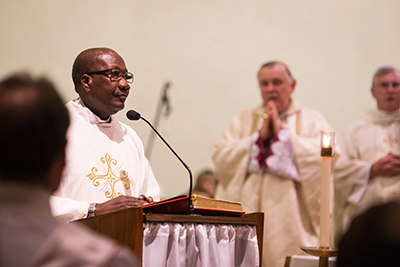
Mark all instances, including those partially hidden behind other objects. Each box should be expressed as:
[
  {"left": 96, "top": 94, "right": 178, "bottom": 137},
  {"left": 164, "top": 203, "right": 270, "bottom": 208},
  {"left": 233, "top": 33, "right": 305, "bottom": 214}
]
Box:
[{"left": 74, "top": 207, "right": 264, "bottom": 266}]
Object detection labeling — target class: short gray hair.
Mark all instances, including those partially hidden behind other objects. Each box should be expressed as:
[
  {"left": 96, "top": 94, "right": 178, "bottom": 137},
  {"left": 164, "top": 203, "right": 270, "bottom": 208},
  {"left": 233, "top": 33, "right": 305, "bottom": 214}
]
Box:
[
  {"left": 258, "top": 61, "right": 293, "bottom": 80},
  {"left": 372, "top": 65, "right": 400, "bottom": 88}
]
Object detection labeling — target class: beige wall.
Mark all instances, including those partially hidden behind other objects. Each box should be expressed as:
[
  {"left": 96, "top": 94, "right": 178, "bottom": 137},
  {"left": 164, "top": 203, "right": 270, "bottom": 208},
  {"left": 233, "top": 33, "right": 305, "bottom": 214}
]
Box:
[{"left": 1, "top": 0, "right": 400, "bottom": 198}]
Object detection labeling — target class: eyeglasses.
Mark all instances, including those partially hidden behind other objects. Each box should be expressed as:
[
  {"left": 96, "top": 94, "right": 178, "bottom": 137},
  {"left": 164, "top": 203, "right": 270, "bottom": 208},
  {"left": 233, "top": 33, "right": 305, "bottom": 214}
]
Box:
[
  {"left": 376, "top": 82, "right": 400, "bottom": 90},
  {"left": 85, "top": 69, "right": 134, "bottom": 84}
]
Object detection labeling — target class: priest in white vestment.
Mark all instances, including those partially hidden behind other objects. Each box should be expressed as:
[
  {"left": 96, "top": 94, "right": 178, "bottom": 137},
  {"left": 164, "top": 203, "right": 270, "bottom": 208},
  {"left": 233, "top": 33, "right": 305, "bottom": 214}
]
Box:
[
  {"left": 50, "top": 48, "right": 160, "bottom": 221},
  {"left": 213, "top": 61, "right": 336, "bottom": 267},
  {"left": 335, "top": 66, "right": 400, "bottom": 243}
]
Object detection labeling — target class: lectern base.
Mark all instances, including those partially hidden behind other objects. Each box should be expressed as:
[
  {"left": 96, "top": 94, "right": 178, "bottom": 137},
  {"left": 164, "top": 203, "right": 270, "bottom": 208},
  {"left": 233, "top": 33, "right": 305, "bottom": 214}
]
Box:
[{"left": 300, "top": 247, "right": 337, "bottom": 267}]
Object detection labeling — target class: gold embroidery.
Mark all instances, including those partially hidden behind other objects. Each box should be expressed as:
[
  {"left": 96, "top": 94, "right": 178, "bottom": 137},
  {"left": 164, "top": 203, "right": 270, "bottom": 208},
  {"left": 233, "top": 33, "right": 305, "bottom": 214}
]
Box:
[
  {"left": 296, "top": 110, "right": 301, "bottom": 135},
  {"left": 251, "top": 114, "right": 259, "bottom": 134},
  {"left": 384, "top": 134, "right": 399, "bottom": 148},
  {"left": 87, "top": 153, "right": 132, "bottom": 199}
]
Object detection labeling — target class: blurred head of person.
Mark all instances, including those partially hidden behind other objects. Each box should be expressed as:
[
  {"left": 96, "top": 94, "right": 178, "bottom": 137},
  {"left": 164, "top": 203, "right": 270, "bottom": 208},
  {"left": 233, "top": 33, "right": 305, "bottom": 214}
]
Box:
[
  {"left": 337, "top": 201, "right": 400, "bottom": 267},
  {"left": 371, "top": 65, "right": 400, "bottom": 112},
  {"left": 258, "top": 61, "right": 296, "bottom": 114},
  {"left": 192, "top": 169, "right": 218, "bottom": 198},
  {"left": 0, "top": 73, "right": 70, "bottom": 192}
]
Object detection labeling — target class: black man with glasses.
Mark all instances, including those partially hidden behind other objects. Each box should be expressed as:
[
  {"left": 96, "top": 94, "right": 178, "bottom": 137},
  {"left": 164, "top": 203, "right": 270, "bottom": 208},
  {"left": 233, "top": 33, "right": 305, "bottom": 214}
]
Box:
[{"left": 50, "top": 47, "right": 160, "bottom": 222}]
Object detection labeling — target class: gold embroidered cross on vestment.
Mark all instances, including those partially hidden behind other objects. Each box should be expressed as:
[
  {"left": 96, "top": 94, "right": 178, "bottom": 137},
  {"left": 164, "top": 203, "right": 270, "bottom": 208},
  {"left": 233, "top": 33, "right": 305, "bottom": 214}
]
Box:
[
  {"left": 87, "top": 153, "right": 132, "bottom": 198},
  {"left": 384, "top": 133, "right": 399, "bottom": 149}
]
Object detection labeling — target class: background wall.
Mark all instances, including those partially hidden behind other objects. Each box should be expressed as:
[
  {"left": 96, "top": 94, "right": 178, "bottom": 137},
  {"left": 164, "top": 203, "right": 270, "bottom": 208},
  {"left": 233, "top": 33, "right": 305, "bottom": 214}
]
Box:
[{"left": 1, "top": 0, "right": 400, "bottom": 198}]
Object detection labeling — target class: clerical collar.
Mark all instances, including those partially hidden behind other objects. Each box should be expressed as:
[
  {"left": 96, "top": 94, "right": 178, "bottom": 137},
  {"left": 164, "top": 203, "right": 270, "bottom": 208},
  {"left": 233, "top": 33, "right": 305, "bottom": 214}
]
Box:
[
  {"left": 94, "top": 115, "right": 112, "bottom": 124},
  {"left": 376, "top": 108, "right": 400, "bottom": 116},
  {"left": 364, "top": 108, "right": 400, "bottom": 125},
  {"left": 278, "top": 99, "right": 295, "bottom": 121}
]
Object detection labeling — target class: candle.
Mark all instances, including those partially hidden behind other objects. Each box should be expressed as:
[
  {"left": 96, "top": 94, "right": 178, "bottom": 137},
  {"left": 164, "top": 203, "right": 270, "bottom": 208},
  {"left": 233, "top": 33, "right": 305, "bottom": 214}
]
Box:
[
  {"left": 320, "top": 131, "right": 334, "bottom": 248},
  {"left": 321, "top": 135, "right": 332, "bottom": 157}
]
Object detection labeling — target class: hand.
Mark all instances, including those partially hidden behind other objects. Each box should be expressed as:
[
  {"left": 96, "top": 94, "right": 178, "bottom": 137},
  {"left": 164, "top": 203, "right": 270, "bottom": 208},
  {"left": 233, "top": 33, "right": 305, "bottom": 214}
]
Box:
[
  {"left": 260, "top": 100, "right": 282, "bottom": 142},
  {"left": 138, "top": 194, "right": 154, "bottom": 203},
  {"left": 94, "top": 195, "right": 152, "bottom": 216},
  {"left": 370, "top": 152, "right": 400, "bottom": 180}
]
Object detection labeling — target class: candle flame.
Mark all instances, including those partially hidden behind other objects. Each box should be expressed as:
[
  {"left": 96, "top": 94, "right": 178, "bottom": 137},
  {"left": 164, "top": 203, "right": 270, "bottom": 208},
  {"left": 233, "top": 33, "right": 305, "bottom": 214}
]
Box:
[{"left": 322, "top": 135, "right": 330, "bottom": 147}]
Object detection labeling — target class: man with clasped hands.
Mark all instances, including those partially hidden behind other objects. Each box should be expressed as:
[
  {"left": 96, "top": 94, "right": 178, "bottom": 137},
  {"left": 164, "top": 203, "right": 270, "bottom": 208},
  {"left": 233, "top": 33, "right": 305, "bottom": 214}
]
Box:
[{"left": 213, "top": 61, "right": 336, "bottom": 267}]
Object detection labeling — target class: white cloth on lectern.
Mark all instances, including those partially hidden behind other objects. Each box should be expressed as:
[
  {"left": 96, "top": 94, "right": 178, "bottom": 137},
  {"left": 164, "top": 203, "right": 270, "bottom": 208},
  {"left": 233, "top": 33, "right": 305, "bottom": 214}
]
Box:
[{"left": 142, "top": 223, "right": 259, "bottom": 267}]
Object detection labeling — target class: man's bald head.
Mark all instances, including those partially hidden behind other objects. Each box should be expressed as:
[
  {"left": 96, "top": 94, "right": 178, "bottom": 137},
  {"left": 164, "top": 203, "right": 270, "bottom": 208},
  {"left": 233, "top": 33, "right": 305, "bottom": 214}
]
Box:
[{"left": 72, "top": 47, "right": 119, "bottom": 91}]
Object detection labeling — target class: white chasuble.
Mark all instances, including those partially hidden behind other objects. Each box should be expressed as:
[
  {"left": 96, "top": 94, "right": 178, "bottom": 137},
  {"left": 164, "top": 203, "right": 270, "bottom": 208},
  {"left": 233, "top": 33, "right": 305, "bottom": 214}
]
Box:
[
  {"left": 213, "top": 100, "right": 336, "bottom": 267},
  {"left": 335, "top": 109, "right": 400, "bottom": 241},
  {"left": 50, "top": 99, "right": 160, "bottom": 221}
]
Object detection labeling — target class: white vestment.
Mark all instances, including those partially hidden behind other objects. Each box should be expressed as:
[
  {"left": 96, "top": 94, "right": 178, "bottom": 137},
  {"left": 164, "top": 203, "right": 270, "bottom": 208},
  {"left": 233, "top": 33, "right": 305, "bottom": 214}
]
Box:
[
  {"left": 213, "top": 100, "right": 335, "bottom": 267},
  {"left": 50, "top": 99, "right": 160, "bottom": 221},
  {"left": 0, "top": 182, "right": 138, "bottom": 267},
  {"left": 334, "top": 109, "right": 400, "bottom": 241}
]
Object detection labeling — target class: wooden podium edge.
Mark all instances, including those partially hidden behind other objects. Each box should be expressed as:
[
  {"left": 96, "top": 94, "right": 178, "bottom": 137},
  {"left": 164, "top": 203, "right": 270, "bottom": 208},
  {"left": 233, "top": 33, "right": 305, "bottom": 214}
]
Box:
[
  {"left": 73, "top": 207, "right": 144, "bottom": 262},
  {"left": 73, "top": 207, "right": 264, "bottom": 266}
]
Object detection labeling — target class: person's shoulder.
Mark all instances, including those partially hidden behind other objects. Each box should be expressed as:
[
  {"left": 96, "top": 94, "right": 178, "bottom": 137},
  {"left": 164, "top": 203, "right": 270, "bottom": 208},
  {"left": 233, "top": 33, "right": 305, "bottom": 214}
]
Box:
[
  {"left": 65, "top": 98, "right": 79, "bottom": 111},
  {"left": 343, "top": 110, "right": 377, "bottom": 132},
  {"left": 342, "top": 116, "right": 370, "bottom": 137},
  {"left": 226, "top": 106, "right": 260, "bottom": 129},
  {"left": 235, "top": 104, "right": 262, "bottom": 119},
  {"left": 243, "top": 104, "right": 261, "bottom": 113},
  {"left": 29, "top": 222, "right": 138, "bottom": 267},
  {"left": 65, "top": 99, "right": 87, "bottom": 123},
  {"left": 297, "top": 104, "right": 328, "bottom": 123},
  {"left": 117, "top": 119, "right": 140, "bottom": 136},
  {"left": 294, "top": 102, "right": 333, "bottom": 132},
  {"left": 348, "top": 116, "right": 367, "bottom": 128},
  {"left": 297, "top": 103, "right": 325, "bottom": 117}
]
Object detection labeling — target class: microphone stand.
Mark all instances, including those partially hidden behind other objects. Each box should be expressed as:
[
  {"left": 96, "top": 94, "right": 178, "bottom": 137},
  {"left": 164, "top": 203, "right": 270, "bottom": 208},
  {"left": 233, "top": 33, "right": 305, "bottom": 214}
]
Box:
[
  {"left": 139, "top": 115, "right": 195, "bottom": 215},
  {"left": 145, "top": 82, "right": 170, "bottom": 160}
]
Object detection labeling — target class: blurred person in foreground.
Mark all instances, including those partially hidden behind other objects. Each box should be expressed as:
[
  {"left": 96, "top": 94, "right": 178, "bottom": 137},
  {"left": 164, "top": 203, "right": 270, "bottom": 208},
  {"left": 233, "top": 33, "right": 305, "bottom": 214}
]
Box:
[
  {"left": 0, "top": 73, "right": 138, "bottom": 266},
  {"left": 213, "top": 61, "right": 337, "bottom": 267},
  {"left": 335, "top": 65, "right": 400, "bottom": 243},
  {"left": 50, "top": 47, "right": 160, "bottom": 221},
  {"left": 337, "top": 201, "right": 400, "bottom": 267}
]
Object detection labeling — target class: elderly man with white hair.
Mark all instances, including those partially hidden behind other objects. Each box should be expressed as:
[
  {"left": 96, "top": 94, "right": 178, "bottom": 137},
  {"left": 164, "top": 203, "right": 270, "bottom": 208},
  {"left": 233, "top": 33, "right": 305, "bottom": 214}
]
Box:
[{"left": 213, "top": 61, "right": 336, "bottom": 267}]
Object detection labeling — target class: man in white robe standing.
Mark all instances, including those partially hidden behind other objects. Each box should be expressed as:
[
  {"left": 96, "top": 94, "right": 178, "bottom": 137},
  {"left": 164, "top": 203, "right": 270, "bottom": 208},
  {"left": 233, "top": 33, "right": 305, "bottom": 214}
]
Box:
[
  {"left": 50, "top": 47, "right": 160, "bottom": 221},
  {"left": 335, "top": 66, "right": 400, "bottom": 243},
  {"left": 213, "top": 61, "right": 336, "bottom": 267}
]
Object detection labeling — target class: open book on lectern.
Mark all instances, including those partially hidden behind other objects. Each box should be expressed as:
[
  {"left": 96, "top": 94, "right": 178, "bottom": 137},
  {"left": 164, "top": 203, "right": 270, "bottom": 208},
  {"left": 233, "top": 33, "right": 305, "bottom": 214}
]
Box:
[{"left": 141, "top": 194, "right": 245, "bottom": 216}]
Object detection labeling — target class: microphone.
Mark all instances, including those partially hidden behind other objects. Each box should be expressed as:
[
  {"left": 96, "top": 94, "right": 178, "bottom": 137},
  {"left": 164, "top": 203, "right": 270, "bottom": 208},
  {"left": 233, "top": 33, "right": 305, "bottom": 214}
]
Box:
[
  {"left": 126, "top": 110, "right": 141, "bottom": 121},
  {"left": 161, "top": 82, "right": 171, "bottom": 117},
  {"left": 126, "top": 109, "right": 195, "bottom": 215}
]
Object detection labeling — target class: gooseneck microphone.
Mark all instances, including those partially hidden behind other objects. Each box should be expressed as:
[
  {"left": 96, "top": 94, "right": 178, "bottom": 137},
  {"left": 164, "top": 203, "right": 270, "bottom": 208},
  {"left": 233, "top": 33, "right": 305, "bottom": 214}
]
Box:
[{"left": 126, "top": 110, "right": 195, "bottom": 215}]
